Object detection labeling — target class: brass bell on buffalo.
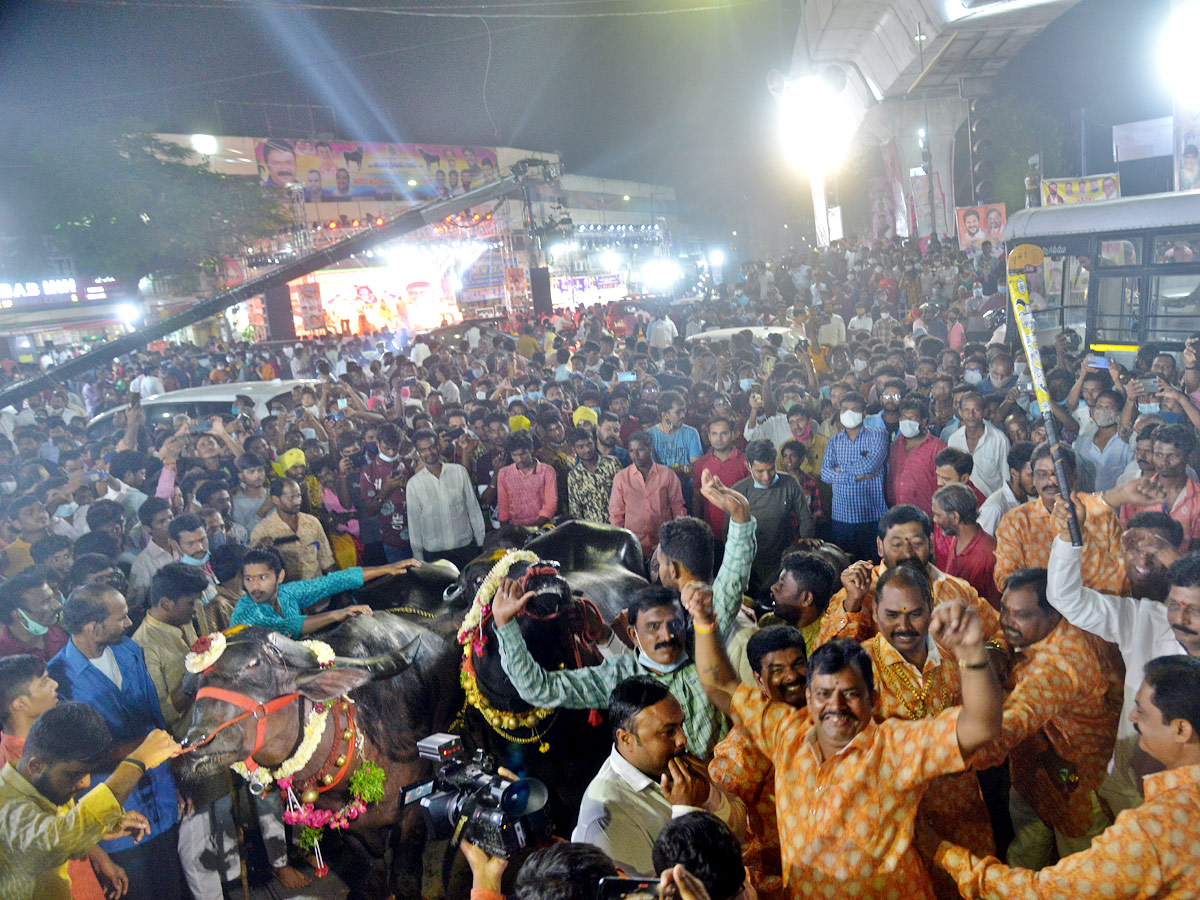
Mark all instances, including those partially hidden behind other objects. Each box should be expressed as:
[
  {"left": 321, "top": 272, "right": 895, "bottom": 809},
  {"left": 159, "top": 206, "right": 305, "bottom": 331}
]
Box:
[
  {"left": 335, "top": 755, "right": 347, "bottom": 767},
  {"left": 300, "top": 788, "right": 319, "bottom": 804},
  {"left": 322, "top": 773, "right": 334, "bottom": 786},
  {"left": 342, "top": 729, "right": 353, "bottom": 741}
]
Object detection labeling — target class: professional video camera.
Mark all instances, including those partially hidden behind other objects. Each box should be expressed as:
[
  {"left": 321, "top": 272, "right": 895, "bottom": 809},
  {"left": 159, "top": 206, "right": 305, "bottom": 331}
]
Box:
[{"left": 403, "top": 733, "right": 551, "bottom": 859}]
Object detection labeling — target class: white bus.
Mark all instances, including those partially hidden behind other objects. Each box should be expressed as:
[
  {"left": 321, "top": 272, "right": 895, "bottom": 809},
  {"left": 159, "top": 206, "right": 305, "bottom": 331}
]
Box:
[{"left": 1005, "top": 191, "right": 1200, "bottom": 355}]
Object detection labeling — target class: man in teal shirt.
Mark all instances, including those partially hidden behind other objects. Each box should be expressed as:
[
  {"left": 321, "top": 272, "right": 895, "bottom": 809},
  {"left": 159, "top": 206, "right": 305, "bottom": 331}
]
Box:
[
  {"left": 488, "top": 471, "right": 756, "bottom": 759},
  {"left": 230, "top": 547, "right": 417, "bottom": 638}
]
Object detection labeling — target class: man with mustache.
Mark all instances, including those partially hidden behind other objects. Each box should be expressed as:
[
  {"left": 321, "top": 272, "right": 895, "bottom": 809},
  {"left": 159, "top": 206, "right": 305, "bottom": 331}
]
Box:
[
  {"left": 492, "top": 472, "right": 756, "bottom": 759},
  {"left": 1048, "top": 493, "right": 1196, "bottom": 818},
  {"left": 969, "top": 568, "right": 1123, "bottom": 869},
  {"left": 817, "top": 505, "right": 1002, "bottom": 647},
  {"left": 709, "top": 625, "right": 808, "bottom": 900},
  {"left": 571, "top": 676, "right": 746, "bottom": 877},
  {"left": 1118, "top": 423, "right": 1200, "bottom": 551},
  {"left": 993, "top": 442, "right": 1128, "bottom": 594},
  {"left": 929, "top": 655, "right": 1200, "bottom": 900},
  {"left": 688, "top": 582, "right": 1003, "bottom": 899},
  {"left": 864, "top": 565, "right": 995, "bottom": 899}
]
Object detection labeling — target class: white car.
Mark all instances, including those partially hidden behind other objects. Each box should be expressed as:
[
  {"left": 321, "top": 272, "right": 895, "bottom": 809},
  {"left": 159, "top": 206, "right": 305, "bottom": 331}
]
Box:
[
  {"left": 85, "top": 379, "right": 321, "bottom": 441},
  {"left": 684, "top": 325, "right": 801, "bottom": 350}
]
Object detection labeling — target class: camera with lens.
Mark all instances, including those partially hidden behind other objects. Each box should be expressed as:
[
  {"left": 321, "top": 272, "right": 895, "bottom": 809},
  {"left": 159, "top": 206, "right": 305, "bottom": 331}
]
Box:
[{"left": 403, "top": 733, "right": 551, "bottom": 859}]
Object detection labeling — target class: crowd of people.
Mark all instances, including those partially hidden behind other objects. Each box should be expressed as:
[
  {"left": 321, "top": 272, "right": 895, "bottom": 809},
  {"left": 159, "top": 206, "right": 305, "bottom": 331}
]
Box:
[{"left": 0, "top": 234, "right": 1198, "bottom": 900}]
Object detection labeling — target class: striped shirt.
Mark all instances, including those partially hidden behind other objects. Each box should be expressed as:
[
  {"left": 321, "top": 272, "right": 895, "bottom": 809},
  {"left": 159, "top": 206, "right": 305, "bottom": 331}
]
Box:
[{"left": 819, "top": 426, "right": 889, "bottom": 524}]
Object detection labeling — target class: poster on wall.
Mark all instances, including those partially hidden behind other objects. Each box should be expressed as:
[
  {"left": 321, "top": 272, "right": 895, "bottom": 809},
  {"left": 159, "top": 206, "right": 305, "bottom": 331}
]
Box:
[
  {"left": 879, "top": 140, "right": 909, "bottom": 239},
  {"left": 1175, "top": 105, "right": 1200, "bottom": 191},
  {"left": 954, "top": 203, "right": 1007, "bottom": 254},
  {"left": 1040, "top": 174, "right": 1121, "bottom": 205},
  {"left": 254, "top": 139, "right": 501, "bottom": 202},
  {"left": 868, "top": 178, "right": 895, "bottom": 242}
]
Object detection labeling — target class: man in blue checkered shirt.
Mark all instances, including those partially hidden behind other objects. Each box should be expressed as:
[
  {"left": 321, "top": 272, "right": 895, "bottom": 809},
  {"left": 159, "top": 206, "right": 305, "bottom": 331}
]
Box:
[{"left": 820, "top": 391, "right": 889, "bottom": 562}]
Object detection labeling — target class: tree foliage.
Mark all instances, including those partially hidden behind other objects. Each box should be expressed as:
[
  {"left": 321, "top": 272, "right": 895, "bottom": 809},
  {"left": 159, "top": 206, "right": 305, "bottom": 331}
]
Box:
[
  {"left": 6, "top": 120, "right": 289, "bottom": 284},
  {"left": 954, "top": 92, "right": 1072, "bottom": 215}
]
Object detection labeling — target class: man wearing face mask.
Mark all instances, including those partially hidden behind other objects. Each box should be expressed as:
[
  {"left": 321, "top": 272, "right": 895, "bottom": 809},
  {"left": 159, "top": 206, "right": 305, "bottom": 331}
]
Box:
[
  {"left": 1074, "top": 388, "right": 1133, "bottom": 493},
  {"left": 0, "top": 567, "right": 67, "bottom": 661},
  {"left": 820, "top": 393, "right": 889, "bottom": 563},
  {"left": 887, "top": 396, "right": 946, "bottom": 516}
]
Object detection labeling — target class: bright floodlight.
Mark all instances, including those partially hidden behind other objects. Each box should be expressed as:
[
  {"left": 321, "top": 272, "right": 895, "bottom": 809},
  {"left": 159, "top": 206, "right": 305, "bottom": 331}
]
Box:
[
  {"left": 708, "top": 249, "right": 726, "bottom": 267},
  {"left": 191, "top": 134, "right": 218, "bottom": 156},
  {"left": 642, "top": 259, "right": 683, "bottom": 291},
  {"left": 117, "top": 303, "right": 140, "bottom": 323},
  {"left": 778, "top": 75, "right": 857, "bottom": 174},
  {"left": 601, "top": 250, "right": 622, "bottom": 271},
  {"left": 1163, "top": 3, "right": 1200, "bottom": 109}
]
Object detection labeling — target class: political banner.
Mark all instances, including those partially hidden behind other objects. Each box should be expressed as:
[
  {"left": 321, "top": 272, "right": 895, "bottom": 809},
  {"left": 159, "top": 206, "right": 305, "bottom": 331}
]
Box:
[
  {"left": 1175, "top": 105, "right": 1200, "bottom": 191},
  {"left": 254, "top": 139, "right": 501, "bottom": 201},
  {"left": 868, "top": 178, "right": 895, "bottom": 242},
  {"left": 879, "top": 140, "right": 909, "bottom": 239},
  {"left": 955, "top": 203, "right": 1007, "bottom": 253},
  {"left": 1040, "top": 174, "right": 1121, "bottom": 206}
]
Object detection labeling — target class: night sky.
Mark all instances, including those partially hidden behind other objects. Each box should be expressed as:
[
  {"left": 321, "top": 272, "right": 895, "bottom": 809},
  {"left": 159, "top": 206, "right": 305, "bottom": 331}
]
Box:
[{"left": 0, "top": 0, "right": 1179, "bottom": 238}]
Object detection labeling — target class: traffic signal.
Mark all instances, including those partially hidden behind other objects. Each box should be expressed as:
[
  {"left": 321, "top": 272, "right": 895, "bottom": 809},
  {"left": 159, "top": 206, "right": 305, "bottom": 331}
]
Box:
[{"left": 969, "top": 99, "right": 995, "bottom": 204}]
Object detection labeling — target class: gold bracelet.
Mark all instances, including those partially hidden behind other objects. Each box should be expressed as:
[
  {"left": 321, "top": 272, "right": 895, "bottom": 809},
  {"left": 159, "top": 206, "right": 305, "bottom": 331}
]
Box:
[
  {"left": 694, "top": 621, "right": 716, "bottom": 635},
  {"left": 958, "top": 657, "right": 990, "bottom": 670}
]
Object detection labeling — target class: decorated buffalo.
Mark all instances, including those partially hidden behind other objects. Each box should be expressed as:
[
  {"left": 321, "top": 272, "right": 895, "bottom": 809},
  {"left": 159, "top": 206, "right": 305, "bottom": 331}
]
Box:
[
  {"left": 455, "top": 551, "right": 612, "bottom": 834},
  {"left": 175, "top": 612, "right": 462, "bottom": 899},
  {"left": 448, "top": 520, "right": 649, "bottom": 625}
]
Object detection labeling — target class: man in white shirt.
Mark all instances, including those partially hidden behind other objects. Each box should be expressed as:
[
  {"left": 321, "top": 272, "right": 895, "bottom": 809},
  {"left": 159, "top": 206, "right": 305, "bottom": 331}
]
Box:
[
  {"left": 139, "top": 364, "right": 166, "bottom": 399},
  {"left": 947, "top": 391, "right": 1010, "bottom": 496},
  {"left": 405, "top": 429, "right": 485, "bottom": 569},
  {"left": 648, "top": 314, "right": 678, "bottom": 352},
  {"left": 1047, "top": 495, "right": 1194, "bottom": 816},
  {"left": 572, "top": 675, "right": 746, "bottom": 877},
  {"left": 978, "top": 441, "right": 1035, "bottom": 536},
  {"left": 816, "top": 306, "right": 846, "bottom": 347},
  {"left": 847, "top": 302, "right": 873, "bottom": 335}
]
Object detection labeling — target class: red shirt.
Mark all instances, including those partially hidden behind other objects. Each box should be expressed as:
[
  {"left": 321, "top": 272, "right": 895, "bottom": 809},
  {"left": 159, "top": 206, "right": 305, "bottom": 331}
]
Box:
[
  {"left": 886, "top": 434, "right": 946, "bottom": 515},
  {"left": 936, "top": 527, "right": 1001, "bottom": 608},
  {"left": 0, "top": 624, "right": 68, "bottom": 662},
  {"left": 693, "top": 449, "right": 748, "bottom": 535}
]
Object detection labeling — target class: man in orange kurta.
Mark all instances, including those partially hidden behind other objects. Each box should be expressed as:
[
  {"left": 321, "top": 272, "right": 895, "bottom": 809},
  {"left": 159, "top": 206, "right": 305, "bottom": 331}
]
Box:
[
  {"left": 709, "top": 626, "right": 809, "bottom": 900},
  {"left": 864, "top": 565, "right": 994, "bottom": 900},
  {"left": 685, "top": 581, "right": 1006, "bottom": 900},
  {"left": 993, "top": 445, "right": 1127, "bottom": 595},
  {"left": 929, "top": 655, "right": 1200, "bottom": 900},
  {"left": 817, "top": 505, "right": 1003, "bottom": 648},
  {"left": 970, "top": 567, "right": 1124, "bottom": 868}
]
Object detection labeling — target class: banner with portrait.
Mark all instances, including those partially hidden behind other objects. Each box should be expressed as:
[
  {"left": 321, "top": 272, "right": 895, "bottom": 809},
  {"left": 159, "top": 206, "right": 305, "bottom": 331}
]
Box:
[
  {"left": 1175, "top": 104, "right": 1200, "bottom": 191},
  {"left": 1040, "top": 174, "right": 1121, "bottom": 205},
  {"left": 254, "top": 139, "right": 501, "bottom": 201},
  {"left": 955, "top": 203, "right": 1006, "bottom": 254}
]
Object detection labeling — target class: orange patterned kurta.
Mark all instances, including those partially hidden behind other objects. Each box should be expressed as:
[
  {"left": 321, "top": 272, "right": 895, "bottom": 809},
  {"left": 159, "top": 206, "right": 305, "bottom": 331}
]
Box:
[
  {"left": 732, "top": 682, "right": 966, "bottom": 899},
  {"left": 993, "top": 493, "right": 1127, "bottom": 594},
  {"left": 866, "top": 634, "right": 994, "bottom": 900},
  {"left": 969, "top": 618, "right": 1124, "bottom": 838},
  {"left": 710, "top": 722, "right": 796, "bottom": 900},
  {"left": 935, "top": 763, "right": 1200, "bottom": 899},
  {"left": 816, "top": 563, "right": 1004, "bottom": 650}
]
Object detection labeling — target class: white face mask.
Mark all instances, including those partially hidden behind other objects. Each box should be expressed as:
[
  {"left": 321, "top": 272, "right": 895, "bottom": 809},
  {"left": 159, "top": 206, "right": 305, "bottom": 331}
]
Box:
[
  {"left": 476, "top": 390, "right": 488, "bottom": 400},
  {"left": 853, "top": 359, "right": 868, "bottom": 373},
  {"left": 1091, "top": 407, "right": 1119, "bottom": 428},
  {"left": 963, "top": 370, "right": 983, "bottom": 385},
  {"left": 840, "top": 409, "right": 864, "bottom": 429},
  {"left": 898, "top": 419, "right": 921, "bottom": 438}
]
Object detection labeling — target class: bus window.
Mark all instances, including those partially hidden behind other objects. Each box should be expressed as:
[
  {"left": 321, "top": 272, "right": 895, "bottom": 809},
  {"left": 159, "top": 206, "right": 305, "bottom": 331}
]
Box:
[
  {"left": 1063, "top": 256, "right": 1090, "bottom": 340},
  {"left": 1093, "top": 275, "right": 1141, "bottom": 342},
  {"left": 1153, "top": 234, "right": 1200, "bottom": 264},
  {"left": 1149, "top": 274, "right": 1200, "bottom": 341},
  {"left": 1098, "top": 238, "right": 1141, "bottom": 267}
]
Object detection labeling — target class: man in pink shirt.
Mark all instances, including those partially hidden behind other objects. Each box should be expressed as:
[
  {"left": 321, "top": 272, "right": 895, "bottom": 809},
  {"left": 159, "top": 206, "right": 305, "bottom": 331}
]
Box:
[
  {"left": 497, "top": 431, "right": 557, "bottom": 527},
  {"left": 609, "top": 430, "right": 686, "bottom": 557},
  {"left": 691, "top": 415, "right": 747, "bottom": 535},
  {"left": 886, "top": 396, "right": 946, "bottom": 516}
]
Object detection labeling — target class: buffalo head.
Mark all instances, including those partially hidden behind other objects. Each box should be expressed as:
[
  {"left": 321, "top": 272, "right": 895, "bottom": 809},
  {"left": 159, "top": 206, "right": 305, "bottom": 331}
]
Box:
[{"left": 176, "top": 626, "right": 419, "bottom": 784}]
